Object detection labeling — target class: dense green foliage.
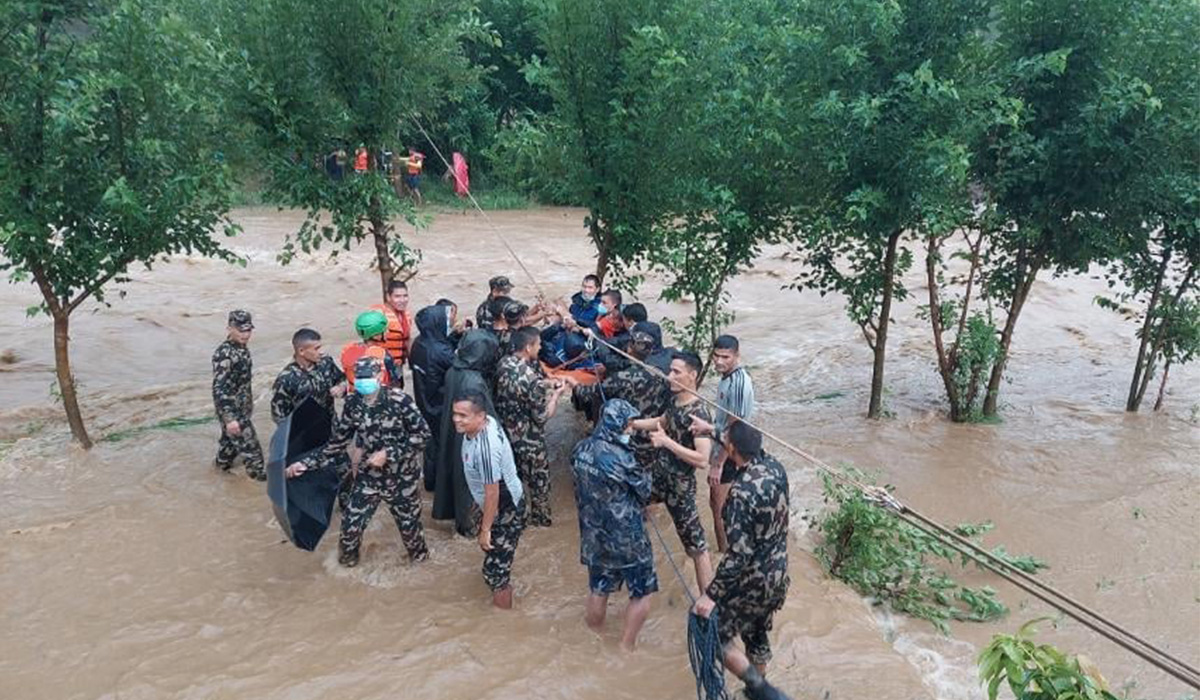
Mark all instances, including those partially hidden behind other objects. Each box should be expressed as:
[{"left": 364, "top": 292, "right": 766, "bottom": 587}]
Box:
[
  {"left": 0, "top": 0, "right": 240, "bottom": 446},
  {"left": 816, "top": 474, "right": 1047, "bottom": 633},
  {"left": 978, "top": 620, "right": 1120, "bottom": 700},
  {"left": 4, "top": 0, "right": 1197, "bottom": 440}
]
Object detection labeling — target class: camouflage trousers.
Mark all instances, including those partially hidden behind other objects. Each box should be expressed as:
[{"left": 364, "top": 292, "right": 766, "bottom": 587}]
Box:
[
  {"left": 482, "top": 489, "right": 524, "bottom": 591},
  {"left": 650, "top": 460, "right": 708, "bottom": 556},
  {"left": 717, "top": 591, "right": 787, "bottom": 666},
  {"left": 513, "top": 438, "right": 551, "bottom": 527},
  {"left": 340, "top": 461, "right": 428, "bottom": 562},
  {"left": 215, "top": 418, "right": 265, "bottom": 480}
]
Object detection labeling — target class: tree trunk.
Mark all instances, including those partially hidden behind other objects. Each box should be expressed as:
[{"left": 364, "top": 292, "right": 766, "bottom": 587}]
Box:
[
  {"left": 53, "top": 311, "right": 92, "bottom": 448},
  {"left": 925, "top": 235, "right": 960, "bottom": 418},
  {"left": 868, "top": 230, "right": 902, "bottom": 419},
  {"left": 590, "top": 215, "right": 611, "bottom": 282},
  {"left": 369, "top": 196, "right": 394, "bottom": 300},
  {"left": 1126, "top": 251, "right": 1170, "bottom": 412},
  {"left": 982, "top": 257, "right": 1041, "bottom": 416},
  {"left": 1152, "top": 360, "right": 1171, "bottom": 412}
]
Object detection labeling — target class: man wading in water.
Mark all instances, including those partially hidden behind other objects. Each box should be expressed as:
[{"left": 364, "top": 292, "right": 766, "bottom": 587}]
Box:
[
  {"left": 571, "top": 398, "right": 657, "bottom": 650},
  {"left": 630, "top": 351, "right": 716, "bottom": 593},
  {"left": 270, "top": 327, "right": 345, "bottom": 423},
  {"left": 453, "top": 391, "right": 526, "bottom": 609},
  {"left": 692, "top": 421, "right": 791, "bottom": 700},
  {"left": 286, "top": 356, "right": 431, "bottom": 567},
  {"left": 690, "top": 334, "right": 756, "bottom": 553},
  {"left": 212, "top": 310, "right": 265, "bottom": 481}
]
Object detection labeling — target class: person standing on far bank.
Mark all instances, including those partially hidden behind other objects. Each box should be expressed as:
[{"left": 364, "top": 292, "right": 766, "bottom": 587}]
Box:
[{"left": 212, "top": 310, "right": 265, "bottom": 481}]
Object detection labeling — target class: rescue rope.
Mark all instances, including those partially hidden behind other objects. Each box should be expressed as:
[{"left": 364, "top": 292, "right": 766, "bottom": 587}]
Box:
[{"left": 408, "top": 115, "right": 1200, "bottom": 691}]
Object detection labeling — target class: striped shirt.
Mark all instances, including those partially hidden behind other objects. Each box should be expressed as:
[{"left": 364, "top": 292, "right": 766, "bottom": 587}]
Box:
[
  {"left": 461, "top": 415, "right": 523, "bottom": 507},
  {"left": 714, "top": 365, "right": 755, "bottom": 444}
]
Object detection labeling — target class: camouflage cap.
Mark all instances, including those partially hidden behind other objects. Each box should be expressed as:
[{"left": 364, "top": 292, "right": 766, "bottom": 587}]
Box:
[
  {"left": 488, "top": 275, "right": 513, "bottom": 291},
  {"left": 228, "top": 309, "right": 254, "bottom": 331},
  {"left": 354, "top": 355, "right": 381, "bottom": 378}
]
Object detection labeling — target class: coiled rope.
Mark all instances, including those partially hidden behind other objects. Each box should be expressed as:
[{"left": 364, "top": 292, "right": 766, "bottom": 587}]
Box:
[{"left": 407, "top": 112, "right": 1200, "bottom": 691}]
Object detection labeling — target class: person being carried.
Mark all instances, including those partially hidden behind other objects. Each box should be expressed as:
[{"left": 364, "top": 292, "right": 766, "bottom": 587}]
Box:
[
  {"left": 572, "top": 330, "right": 670, "bottom": 429},
  {"left": 496, "top": 326, "right": 573, "bottom": 527},
  {"left": 690, "top": 334, "right": 756, "bottom": 553},
  {"left": 692, "top": 421, "right": 791, "bottom": 700},
  {"left": 340, "top": 310, "right": 402, "bottom": 387},
  {"left": 212, "top": 310, "right": 265, "bottom": 481},
  {"left": 370, "top": 280, "right": 413, "bottom": 389},
  {"left": 286, "top": 356, "right": 431, "bottom": 568},
  {"left": 452, "top": 391, "right": 526, "bottom": 609},
  {"left": 587, "top": 289, "right": 626, "bottom": 340},
  {"left": 271, "top": 327, "right": 346, "bottom": 423},
  {"left": 568, "top": 274, "right": 603, "bottom": 327},
  {"left": 629, "top": 351, "right": 715, "bottom": 592},
  {"left": 571, "top": 398, "right": 657, "bottom": 651}
]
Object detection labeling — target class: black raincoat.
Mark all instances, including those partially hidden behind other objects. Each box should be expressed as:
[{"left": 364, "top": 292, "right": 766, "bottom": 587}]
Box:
[
  {"left": 432, "top": 329, "right": 500, "bottom": 534},
  {"left": 411, "top": 305, "right": 455, "bottom": 489}
]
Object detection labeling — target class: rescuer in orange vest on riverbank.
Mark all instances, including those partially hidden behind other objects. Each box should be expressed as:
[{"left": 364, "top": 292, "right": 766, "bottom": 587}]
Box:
[{"left": 371, "top": 280, "right": 412, "bottom": 389}]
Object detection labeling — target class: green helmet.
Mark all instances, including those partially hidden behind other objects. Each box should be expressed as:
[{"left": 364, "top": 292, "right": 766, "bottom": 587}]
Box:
[{"left": 355, "top": 310, "right": 388, "bottom": 340}]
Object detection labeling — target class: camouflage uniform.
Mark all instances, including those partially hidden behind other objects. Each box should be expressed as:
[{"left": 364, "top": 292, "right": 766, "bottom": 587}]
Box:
[
  {"left": 303, "top": 357, "right": 432, "bottom": 562},
  {"left": 573, "top": 358, "right": 670, "bottom": 467},
  {"left": 212, "top": 310, "right": 264, "bottom": 480},
  {"left": 495, "top": 353, "right": 553, "bottom": 526},
  {"left": 650, "top": 399, "right": 712, "bottom": 556},
  {"left": 270, "top": 355, "right": 343, "bottom": 423},
  {"left": 707, "top": 452, "right": 790, "bottom": 666}
]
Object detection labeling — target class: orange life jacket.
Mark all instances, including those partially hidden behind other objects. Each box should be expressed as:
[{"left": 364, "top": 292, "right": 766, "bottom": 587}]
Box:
[
  {"left": 354, "top": 149, "right": 369, "bottom": 171},
  {"left": 340, "top": 343, "right": 393, "bottom": 384},
  {"left": 406, "top": 154, "right": 424, "bottom": 175},
  {"left": 371, "top": 303, "right": 410, "bottom": 365}
]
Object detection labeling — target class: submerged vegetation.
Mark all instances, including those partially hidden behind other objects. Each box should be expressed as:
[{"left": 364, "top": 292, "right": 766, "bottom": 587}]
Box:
[{"left": 816, "top": 474, "right": 1047, "bottom": 633}]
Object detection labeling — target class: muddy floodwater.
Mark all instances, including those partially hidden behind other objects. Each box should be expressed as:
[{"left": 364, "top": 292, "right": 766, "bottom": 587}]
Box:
[{"left": 2, "top": 207, "right": 1197, "bottom": 700}]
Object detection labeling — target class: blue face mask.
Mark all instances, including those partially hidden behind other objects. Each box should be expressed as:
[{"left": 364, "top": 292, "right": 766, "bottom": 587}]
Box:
[
  {"left": 597, "top": 303, "right": 609, "bottom": 315},
  {"left": 354, "top": 377, "right": 380, "bottom": 395},
  {"left": 616, "top": 433, "right": 631, "bottom": 445}
]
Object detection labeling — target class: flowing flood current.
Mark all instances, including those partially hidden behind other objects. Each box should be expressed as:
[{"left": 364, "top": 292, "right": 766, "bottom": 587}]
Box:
[{"left": 2, "top": 207, "right": 1197, "bottom": 700}]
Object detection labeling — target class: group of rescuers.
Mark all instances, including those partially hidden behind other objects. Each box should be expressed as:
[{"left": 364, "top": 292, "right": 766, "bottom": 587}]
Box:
[{"left": 211, "top": 273, "right": 792, "bottom": 700}]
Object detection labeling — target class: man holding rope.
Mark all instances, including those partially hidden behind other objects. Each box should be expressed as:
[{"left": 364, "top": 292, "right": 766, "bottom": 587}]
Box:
[{"left": 692, "top": 420, "right": 791, "bottom": 700}]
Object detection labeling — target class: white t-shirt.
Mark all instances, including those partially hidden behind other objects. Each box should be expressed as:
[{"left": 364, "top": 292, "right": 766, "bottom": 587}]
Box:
[{"left": 461, "top": 415, "right": 523, "bottom": 507}]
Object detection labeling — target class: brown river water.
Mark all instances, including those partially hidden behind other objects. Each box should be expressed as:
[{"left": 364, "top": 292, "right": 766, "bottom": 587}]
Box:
[{"left": 1, "top": 207, "right": 1197, "bottom": 700}]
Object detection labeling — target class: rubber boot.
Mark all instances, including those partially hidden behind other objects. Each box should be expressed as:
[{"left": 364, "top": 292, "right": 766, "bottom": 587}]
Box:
[{"left": 742, "top": 667, "right": 792, "bottom": 700}]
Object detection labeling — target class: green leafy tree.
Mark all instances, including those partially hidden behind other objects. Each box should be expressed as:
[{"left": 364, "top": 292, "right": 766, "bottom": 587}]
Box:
[
  {"left": 783, "top": 0, "right": 990, "bottom": 418},
  {"left": 227, "top": 0, "right": 481, "bottom": 297},
  {"left": 971, "top": 0, "right": 1144, "bottom": 417},
  {"left": 531, "top": 0, "right": 673, "bottom": 280},
  {"left": 1089, "top": 0, "right": 1200, "bottom": 413},
  {"left": 0, "top": 0, "right": 239, "bottom": 448}
]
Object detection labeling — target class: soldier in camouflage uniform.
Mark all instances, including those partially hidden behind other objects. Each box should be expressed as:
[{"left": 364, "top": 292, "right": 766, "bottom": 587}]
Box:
[
  {"left": 287, "top": 356, "right": 431, "bottom": 567},
  {"left": 270, "top": 327, "right": 346, "bottom": 423},
  {"left": 571, "top": 398, "right": 658, "bottom": 651},
  {"left": 212, "top": 310, "right": 265, "bottom": 481},
  {"left": 630, "top": 350, "right": 715, "bottom": 592},
  {"left": 475, "top": 275, "right": 513, "bottom": 330},
  {"left": 692, "top": 421, "right": 791, "bottom": 700},
  {"left": 495, "top": 326, "right": 571, "bottom": 526}
]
